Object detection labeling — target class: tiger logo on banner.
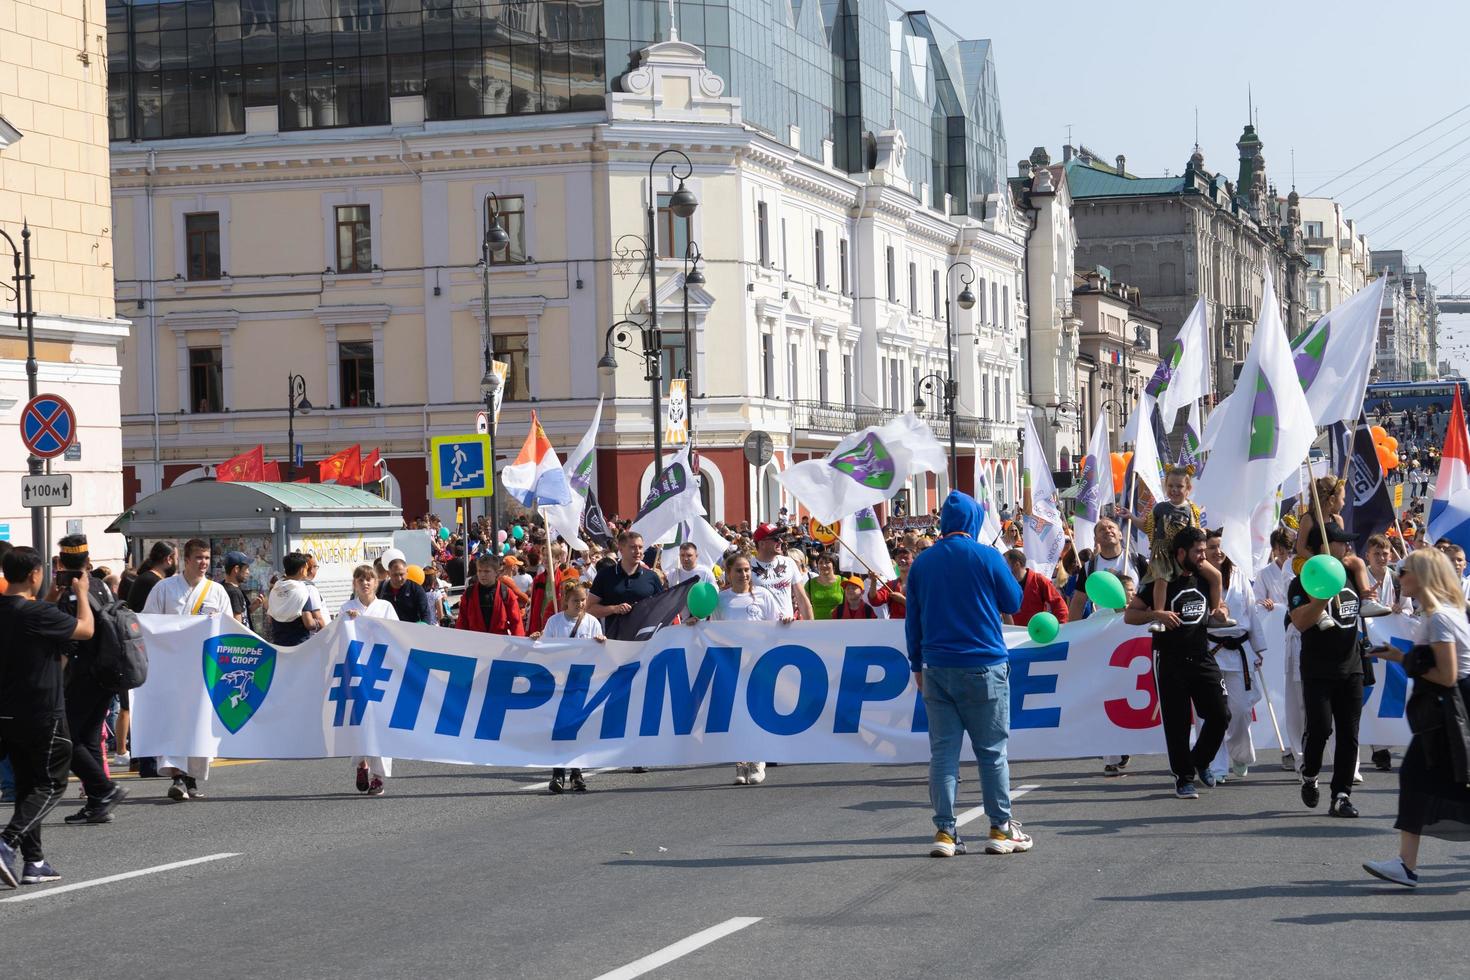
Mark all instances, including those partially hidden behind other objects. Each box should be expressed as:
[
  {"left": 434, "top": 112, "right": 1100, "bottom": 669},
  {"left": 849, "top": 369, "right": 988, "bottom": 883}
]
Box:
[{"left": 665, "top": 378, "right": 689, "bottom": 445}]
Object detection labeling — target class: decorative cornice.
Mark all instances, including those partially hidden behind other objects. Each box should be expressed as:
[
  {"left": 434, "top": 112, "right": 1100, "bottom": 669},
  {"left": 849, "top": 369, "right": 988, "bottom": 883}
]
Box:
[
  {"left": 162, "top": 309, "right": 240, "bottom": 333},
  {"left": 313, "top": 304, "right": 392, "bottom": 328}
]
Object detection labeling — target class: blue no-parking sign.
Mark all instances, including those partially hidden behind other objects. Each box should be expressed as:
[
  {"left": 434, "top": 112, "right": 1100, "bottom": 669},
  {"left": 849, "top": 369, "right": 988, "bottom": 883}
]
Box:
[{"left": 20, "top": 393, "right": 78, "bottom": 459}]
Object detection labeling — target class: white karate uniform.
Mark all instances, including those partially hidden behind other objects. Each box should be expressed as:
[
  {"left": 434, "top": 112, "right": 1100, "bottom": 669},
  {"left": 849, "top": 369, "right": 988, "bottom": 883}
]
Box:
[
  {"left": 143, "top": 575, "right": 233, "bottom": 782},
  {"left": 1208, "top": 570, "right": 1267, "bottom": 775}
]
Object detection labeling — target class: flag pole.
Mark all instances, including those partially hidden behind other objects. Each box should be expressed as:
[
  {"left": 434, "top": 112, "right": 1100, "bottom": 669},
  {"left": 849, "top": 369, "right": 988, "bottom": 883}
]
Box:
[
  {"left": 1253, "top": 666, "right": 1288, "bottom": 754},
  {"left": 830, "top": 530, "right": 883, "bottom": 580}
]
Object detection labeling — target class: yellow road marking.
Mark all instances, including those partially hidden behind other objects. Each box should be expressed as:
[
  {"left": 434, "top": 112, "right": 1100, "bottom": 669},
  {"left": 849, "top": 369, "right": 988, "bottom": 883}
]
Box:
[{"left": 68, "top": 759, "right": 267, "bottom": 782}]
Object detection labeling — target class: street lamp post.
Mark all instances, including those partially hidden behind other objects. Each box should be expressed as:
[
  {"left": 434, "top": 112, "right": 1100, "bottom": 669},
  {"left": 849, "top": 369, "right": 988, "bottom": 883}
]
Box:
[
  {"left": 641, "top": 149, "right": 698, "bottom": 479},
  {"left": 913, "top": 261, "right": 976, "bottom": 487},
  {"left": 285, "top": 373, "right": 311, "bottom": 480},
  {"left": 600, "top": 319, "right": 664, "bottom": 472},
  {"left": 481, "top": 196, "right": 511, "bottom": 546},
  {"left": 2, "top": 222, "right": 42, "bottom": 566},
  {"left": 681, "top": 240, "right": 705, "bottom": 449}
]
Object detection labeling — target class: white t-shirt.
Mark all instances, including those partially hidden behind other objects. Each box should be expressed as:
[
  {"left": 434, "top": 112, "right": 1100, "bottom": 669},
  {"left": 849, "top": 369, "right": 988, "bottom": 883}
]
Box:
[
  {"left": 540, "top": 611, "right": 606, "bottom": 639},
  {"left": 306, "top": 581, "right": 329, "bottom": 622},
  {"left": 750, "top": 556, "right": 797, "bottom": 619},
  {"left": 512, "top": 572, "right": 534, "bottom": 595},
  {"left": 338, "top": 596, "right": 400, "bottom": 621},
  {"left": 142, "top": 575, "right": 233, "bottom": 617},
  {"left": 667, "top": 565, "right": 716, "bottom": 588},
  {"left": 1417, "top": 606, "right": 1470, "bottom": 680},
  {"left": 713, "top": 585, "right": 782, "bottom": 622}
]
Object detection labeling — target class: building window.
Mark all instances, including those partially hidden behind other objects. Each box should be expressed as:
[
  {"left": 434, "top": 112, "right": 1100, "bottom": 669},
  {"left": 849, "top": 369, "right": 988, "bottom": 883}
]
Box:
[
  {"left": 993, "top": 377, "right": 1002, "bottom": 422},
  {"left": 932, "top": 269, "right": 941, "bottom": 318},
  {"left": 818, "top": 349, "right": 829, "bottom": 403},
  {"left": 656, "top": 193, "right": 690, "bottom": 260},
  {"left": 1002, "top": 285, "right": 1010, "bottom": 329},
  {"left": 185, "top": 212, "right": 221, "bottom": 281},
  {"left": 842, "top": 352, "right": 854, "bottom": 405},
  {"left": 189, "top": 347, "right": 223, "bottom": 414},
  {"left": 1306, "top": 253, "right": 1324, "bottom": 271},
  {"left": 756, "top": 201, "right": 770, "bottom": 268},
  {"left": 761, "top": 333, "right": 774, "bottom": 397},
  {"left": 487, "top": 195, "right": 527, "bottom": 265},
  {"left": 982, "top": 372, "right": 990, "bottom": 418},
  {"left": 1304, "top": 221, "right": 1324, "bottom": 239},
  {"left": 814, "top": 230, "right": 825, "bottom": 288},
  {"left": 781, "top": 218, "right": 788, "bottom": 271},
  {"left": 839, "top": 239, "right": 850, "bottom": 295},
  {"left": 338, "top": 341, "right": 375, "bottom": 408},
  {"left": 658, "top": 330, "right": 688, "bottom": 383},
  {"left": 334, "top": 205, "right": 372, "bottom": 273},
  {"left": 991, "top": 282, "right": 999, "bottom": 325},
  {"left": 886, "top": 247, "right": 896, "bottom": 302},
  {"left": 889, "top": 359, "right": 902, "bottom": 410},
  {"left": 492, "top": 333, "right": 531, "bottom": 401},
  {"left": 1004, "top": 377, "right": 1012, "bottom": 421},
  {"left": 979, "top": 278, "right": 988, "bottom": 324},
  {"left": 909, "top": 262, "right": 919, "bottom": 313},
  {"left": 789, "top": 343, "right": 799, "bottom": 398}
]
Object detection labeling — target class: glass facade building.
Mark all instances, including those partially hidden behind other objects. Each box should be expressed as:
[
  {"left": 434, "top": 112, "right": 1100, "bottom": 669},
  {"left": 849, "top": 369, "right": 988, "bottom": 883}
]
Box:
[{"left": 107, "top": 0, "right": 1005, "bottom": 216}]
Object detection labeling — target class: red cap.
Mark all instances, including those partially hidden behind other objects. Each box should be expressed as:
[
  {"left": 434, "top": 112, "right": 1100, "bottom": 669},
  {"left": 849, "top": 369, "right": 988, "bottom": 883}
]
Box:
[{"left": 753, "top": 523, "right": 785, "bottom": 543}]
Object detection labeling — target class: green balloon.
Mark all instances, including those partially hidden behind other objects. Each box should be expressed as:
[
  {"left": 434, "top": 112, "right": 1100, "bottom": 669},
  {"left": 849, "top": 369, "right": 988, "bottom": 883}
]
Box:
[
  {"left": 511, "top": 525, "right": 526, "bottom": 541},
  {"left": 1084, "top": 570, "right": 1127, "bottom": 610},
  {"left": 1027, "top": 611, "right": 1060, "bottom": 644},
  {"left": 687, "top": 582, "right": 720, "bottom": 619},
  {"left": 1301, "top": 554, "right": 1347, "bottom": 600}
]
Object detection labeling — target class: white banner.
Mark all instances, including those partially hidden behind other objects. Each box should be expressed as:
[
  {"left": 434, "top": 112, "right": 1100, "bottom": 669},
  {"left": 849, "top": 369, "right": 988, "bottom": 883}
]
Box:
[{"left": 133, "top": 610, "right": 1413, "bottom": 769}]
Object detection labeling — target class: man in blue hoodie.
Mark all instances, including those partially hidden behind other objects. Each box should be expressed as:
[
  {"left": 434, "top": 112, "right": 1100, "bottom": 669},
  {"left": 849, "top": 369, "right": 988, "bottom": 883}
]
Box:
[{"left": 906, "top": 491, "right": 1031, "bottom": 858}]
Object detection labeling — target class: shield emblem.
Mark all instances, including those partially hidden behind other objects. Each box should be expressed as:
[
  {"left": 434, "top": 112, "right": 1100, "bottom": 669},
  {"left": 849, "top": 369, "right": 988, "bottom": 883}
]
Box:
[{"left": 202, "top": 635, "right": 277, "bottom": 734}]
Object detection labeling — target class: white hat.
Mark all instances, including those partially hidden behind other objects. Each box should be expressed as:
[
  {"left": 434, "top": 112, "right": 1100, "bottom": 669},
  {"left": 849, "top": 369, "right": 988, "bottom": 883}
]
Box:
[{"left": 379, "top": 547, "right": 406, "bottom": 568}]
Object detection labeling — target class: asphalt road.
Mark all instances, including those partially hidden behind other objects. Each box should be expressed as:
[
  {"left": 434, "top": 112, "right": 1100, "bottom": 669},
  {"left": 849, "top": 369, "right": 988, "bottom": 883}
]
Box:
[{"left": 2, "top": 753, "right": 1467, "bottom": 979}]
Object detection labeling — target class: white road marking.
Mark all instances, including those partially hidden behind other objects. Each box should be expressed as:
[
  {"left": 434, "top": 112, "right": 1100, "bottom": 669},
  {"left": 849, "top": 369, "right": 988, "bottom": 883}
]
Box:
[
  {"left": 955, "top": 783, "right": 1039, "bottom": 829},
  {"left": 592, "top": 916, "right": 763, "bottom": 980},
  {"left": 517, "top": 767, "right": 619, "bottom": 792},
  {"left": 0, "top": 853, "right": 241, "bottom": 904}
]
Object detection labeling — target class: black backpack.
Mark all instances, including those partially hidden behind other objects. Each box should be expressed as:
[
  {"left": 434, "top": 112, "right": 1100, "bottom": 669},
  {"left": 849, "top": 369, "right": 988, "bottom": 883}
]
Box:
[{"left": 88, "top": 595, "right": 150, "bottom": 693}]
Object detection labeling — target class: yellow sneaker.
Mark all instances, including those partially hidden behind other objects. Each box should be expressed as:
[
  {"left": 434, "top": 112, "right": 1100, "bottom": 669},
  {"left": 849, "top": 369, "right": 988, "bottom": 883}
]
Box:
[
  {"left": 985, "top": 820, "right": 1034, "bottom": 854},
  {"left": 929, "top": 830, "right": 965, "bottom": 857}
]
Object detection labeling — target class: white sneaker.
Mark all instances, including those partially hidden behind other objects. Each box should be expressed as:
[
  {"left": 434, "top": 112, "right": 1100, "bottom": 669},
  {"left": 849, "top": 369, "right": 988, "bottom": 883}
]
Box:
[
  {"left": 733, "top": 763, "right": 748, "bottom": 785},
  {"left": 114, "top": 752, "right": 130, "bottom": 766},
  {"left": 985, "top": 820, "right": 1034, "bottom": 854},
  {"left": 167, "top": 778, "right": 189, "bottom": 802},
  {"left": 747, "top": 762, "right": 767, "bottom": 785},
  {"left": 1363, "top": 857, "right": 1418, "bottom": 888}
]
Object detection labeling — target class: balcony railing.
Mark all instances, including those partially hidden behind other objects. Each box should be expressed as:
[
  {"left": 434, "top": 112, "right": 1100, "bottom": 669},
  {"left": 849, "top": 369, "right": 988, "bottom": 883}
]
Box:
[{"left": 790, "top": 400, "right": 1003, "bottom": 444}]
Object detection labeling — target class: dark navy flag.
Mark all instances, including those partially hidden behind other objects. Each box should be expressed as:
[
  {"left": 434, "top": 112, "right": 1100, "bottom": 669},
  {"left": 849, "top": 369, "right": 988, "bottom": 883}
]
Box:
[
  {"left": 1342, "top": 415, "right": 1395, "bottom": 555},
  {"left": 580, "top": 488, "right": 613, "bottom": 548},
  {"left": 604, "top": 578, "right": 697, "bottom": 642}
]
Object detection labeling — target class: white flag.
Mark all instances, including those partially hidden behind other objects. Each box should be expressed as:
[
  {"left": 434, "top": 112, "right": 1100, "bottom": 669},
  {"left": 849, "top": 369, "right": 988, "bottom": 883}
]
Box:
[
  {"left": 1022, "top": 411, "right": 1060, "bottom": 527},
  {"left": 542, "top": 396, "right": 603, "bottom": 551},
  {"left": 1122, "top": 391, "right": 1165, "bottom": 505},
  {"left": 1193, "top": 271, "right": 1317, "bottom": 570},
  {"left": 659, "top": 517, "right": 730, "bottom": 580},
  {"left": 1072, "top": 409, "right": 1114, "bottom": 552},
  {"left": 836, "top": 506, "right": 897, "bottom": 582},
  {"left": 1291, "top": 277, "right": 1387, "bottom": 427},
  {"left": 1023, "top": 513, "right": 1065, "bottom": 577},
  {"left": 972, "top": 457, "right": 1006, "bottom": 547},
  {"left": 777, "top": 413, "right": 946, "bottom": 525},
  {"left": 629, "top": 444, "right": 706, "bottom": 547},
  {"left": 1148, "top": 298, "right": 1212, "bottom": 421}
]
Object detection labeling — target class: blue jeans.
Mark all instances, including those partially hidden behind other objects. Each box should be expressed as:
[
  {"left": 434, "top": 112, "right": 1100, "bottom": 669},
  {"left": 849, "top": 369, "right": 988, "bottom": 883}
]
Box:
[
  {"left": 923, "top": 662, "right": 1012, "bottom": 834},
  {"left": 0, "top": 754, "right": 14, "bottom": 797}
]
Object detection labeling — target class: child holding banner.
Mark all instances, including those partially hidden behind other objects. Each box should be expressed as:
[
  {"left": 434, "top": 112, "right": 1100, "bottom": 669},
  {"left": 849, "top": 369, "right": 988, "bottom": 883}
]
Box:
[{"left": 340, "top": 565, "right": 397, "bottom": 797}]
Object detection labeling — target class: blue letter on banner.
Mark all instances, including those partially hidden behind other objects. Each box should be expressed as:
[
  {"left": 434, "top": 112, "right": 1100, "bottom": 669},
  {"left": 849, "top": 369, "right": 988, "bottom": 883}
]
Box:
[
  {"left": 388, "top": 649, "right": 476, "bottom": 735},
  {"left": 833, "top": 646, "right": 909, "bottom": 733},
  {"left": 746, "top": 645, "right": 828, "bottom": 736},
  {"left": 639, "top": 647, "right": 740, "bottom": 737},
  {"left": 1009, "top": 642, "right": 1067, "bottom": 729},
  {"left": 475, "top": 660, "right": 555, "bottom": 740},
  {"left": 553, "top": 662, "right": 641, "bottom": 741}
]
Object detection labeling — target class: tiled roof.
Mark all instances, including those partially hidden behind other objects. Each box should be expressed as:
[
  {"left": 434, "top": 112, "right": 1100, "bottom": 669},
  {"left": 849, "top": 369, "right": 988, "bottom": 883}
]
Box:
[{"left": 1064, "top": 158, "right": 1186, "bottom": 198}]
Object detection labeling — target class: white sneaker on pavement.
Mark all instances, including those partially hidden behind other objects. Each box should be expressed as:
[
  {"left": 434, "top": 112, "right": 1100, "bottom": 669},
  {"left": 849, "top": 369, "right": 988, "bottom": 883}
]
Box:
[{"left": 747, "top": 762, "right": 767, "bottom": 785}]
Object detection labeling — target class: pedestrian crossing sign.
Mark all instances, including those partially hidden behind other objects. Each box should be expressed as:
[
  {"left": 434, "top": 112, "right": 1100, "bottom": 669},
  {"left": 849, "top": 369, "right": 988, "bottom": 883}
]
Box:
[{"left": 430, "top": 433, "right": 492, "bottom": 499}]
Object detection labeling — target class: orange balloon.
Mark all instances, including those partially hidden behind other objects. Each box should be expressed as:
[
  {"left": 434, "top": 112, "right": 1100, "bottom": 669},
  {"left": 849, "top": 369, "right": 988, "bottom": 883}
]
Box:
[
  {"left": 1377, "top": 447, "right": 1400, "bottom": 471},
  {"left": 405, "top": 564, "right": 426, "bottom": 585},
  {"left": 1111, "top": 461, "right": 1126, "bottom": 495},
  {"left": 1122, "top": 451, "right": 1134, "bottom": 467},
  {"left": 1370, "top": 425, "right": 1388, "bottom": 442},
  {"left": 1384, "top": 436, "right": 1398, "bottom": 452}
]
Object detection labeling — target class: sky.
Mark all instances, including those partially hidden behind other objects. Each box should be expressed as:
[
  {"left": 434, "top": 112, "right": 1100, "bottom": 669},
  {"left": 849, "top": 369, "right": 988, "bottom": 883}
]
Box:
[{"left": 921, "top": 0, "right": 1470, "bottom": 376}]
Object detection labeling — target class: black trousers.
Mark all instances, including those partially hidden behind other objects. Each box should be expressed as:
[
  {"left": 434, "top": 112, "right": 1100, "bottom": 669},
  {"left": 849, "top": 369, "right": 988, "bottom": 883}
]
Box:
[
  {"left": 0, "top": 717, "right": 73, "bottom": 863},
  {"left": 1156, "top": 650, "right": 1231, "bottom": 784},
  {"left": 66, "top": 675, "right": 117, "bottom": 800},
  {"left": 1300, "top": 673, "right": 1364, "bottom": 798}
]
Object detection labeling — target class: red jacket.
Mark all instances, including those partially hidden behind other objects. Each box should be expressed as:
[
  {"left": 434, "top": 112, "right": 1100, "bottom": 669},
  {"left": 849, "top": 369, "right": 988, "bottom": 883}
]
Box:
[
  {"left": 456, "top": 579, "right": 526, "bottom": 636},
  {"left": 528, "top": 567, "right": 581, "bottom": 635},
  {"left": 884, "top": 578, "right": 907, "bottom": 619},
  {"left": 1014, "top": 570, "right": 1068, "bottom": 627},
  {"left": 832, "top": 583, "right": 891, "bottom": 620}
]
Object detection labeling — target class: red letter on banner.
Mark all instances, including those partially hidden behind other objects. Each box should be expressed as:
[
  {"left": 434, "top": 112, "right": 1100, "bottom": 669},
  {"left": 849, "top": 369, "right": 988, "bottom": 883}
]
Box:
[{"left": 1103, "top": 638, "right": 1158, "bottom": 730}]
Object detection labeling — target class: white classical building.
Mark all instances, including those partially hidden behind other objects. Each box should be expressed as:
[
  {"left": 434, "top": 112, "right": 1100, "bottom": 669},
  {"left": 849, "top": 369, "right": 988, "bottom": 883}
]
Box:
[
  {"left": 106, "top": 3, "right": 1029, "bottom": 523},
  {"left": 1295, "top": 196, "right": 1370, "bottom": 321}
]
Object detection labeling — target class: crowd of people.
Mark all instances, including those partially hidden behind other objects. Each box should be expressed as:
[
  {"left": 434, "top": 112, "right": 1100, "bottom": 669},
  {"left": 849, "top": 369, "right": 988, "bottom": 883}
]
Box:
[{"left": 3, "top": 471, "right": 1469, "bottom": 891}]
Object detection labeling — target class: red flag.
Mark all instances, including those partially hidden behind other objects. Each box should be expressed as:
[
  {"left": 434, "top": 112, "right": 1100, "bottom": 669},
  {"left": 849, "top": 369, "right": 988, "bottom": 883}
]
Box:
[
  {"left": 318, "top": 444, "right": 361, "bottom": 484},
  {"left": 360, "top": 448, "right": 382, "bottom": 485},
  {"left": 262, "top": 460, "right": 282, "bottom": 482},
  {"left": 217, "top": 445, "right": 264, "bottom": 482}
]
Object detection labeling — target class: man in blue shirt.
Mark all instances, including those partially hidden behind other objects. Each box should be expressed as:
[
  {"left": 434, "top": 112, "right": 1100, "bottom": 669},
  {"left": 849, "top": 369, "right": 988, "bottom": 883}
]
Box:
[{"left": 906, "top": 491, "right": 1030, "bottom": 858}]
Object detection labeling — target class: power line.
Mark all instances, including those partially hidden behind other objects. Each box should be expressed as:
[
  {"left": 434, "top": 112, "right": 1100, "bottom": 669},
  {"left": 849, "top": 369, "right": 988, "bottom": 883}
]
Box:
[
  {"left": 1352, "top": 146, "right": 1470, "bottom": 223},
  {"left": 1345, "top": 135, "right": 1470, "bottom": 212},
  {"left": 1390, "top": 200, "right": 1470, "bottom": 255},
  {"left": 1305, "top": 102, "right": 1470, "bottom": 196},
  {"left": 1330, "top": 115, "right": 1470, "bottom": 201}
]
